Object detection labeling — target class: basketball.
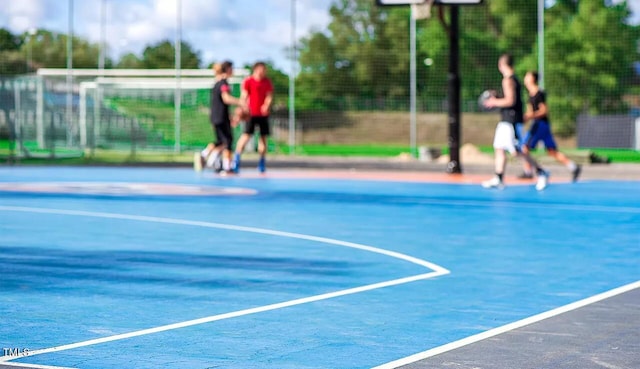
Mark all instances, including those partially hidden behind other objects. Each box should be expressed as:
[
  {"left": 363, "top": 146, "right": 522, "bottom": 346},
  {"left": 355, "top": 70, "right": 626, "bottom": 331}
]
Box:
[
  {"left": 478, "top": 89, "right": 498, "bottom": 112},
  {"left": 232, "top": 107, "right": 250, "bottom": 126},
  {"left": 239, "top": 107, "right": 250, "bottom": 121}
]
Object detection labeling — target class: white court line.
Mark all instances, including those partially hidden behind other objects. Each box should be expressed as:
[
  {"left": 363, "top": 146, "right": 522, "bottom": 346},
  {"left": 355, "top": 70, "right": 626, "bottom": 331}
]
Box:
[
  {"left": 372, "top": 279, "right": 640, "bottom": 369},
  {"left": 0, "top": 205, "right": 450, "bottom": 362},
  {"left": 0, "top": 205, "right": 447, "bottom": 273},
  {"left": 0, "top": 362, "right": 77, "bottom": 369},
  {"left": 400, "top": 198, "right": 640, "bottom": 214}
]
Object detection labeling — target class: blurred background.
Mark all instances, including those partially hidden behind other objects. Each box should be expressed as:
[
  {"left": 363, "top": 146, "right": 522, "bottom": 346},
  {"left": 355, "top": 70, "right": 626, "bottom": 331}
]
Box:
[{"left": 1, "top": 0, "right": 639, "bottom": 164}]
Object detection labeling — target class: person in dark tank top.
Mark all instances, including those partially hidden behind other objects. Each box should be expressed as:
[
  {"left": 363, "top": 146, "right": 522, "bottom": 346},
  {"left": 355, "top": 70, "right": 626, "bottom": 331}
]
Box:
[
  {"left": 518, "top": 71, "right": 581, "bottom": 182},
  {"left": 482, "top": 54, "right": 550, "bottom": 191}
]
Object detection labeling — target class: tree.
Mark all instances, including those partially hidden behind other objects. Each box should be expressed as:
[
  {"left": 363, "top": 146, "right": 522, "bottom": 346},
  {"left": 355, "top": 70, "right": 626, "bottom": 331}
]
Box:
[
  {"left": 19, "top": 30, "right": 110, "bottom": 70},
  {"left": 141, "top": 40, "right": 201, "bottom": 69},
  {"left": 484, "top": 0, "right": 537, "bottom": 61},
  {"left": 0, "top": 28, "right": 25, "bottom": 75},
  {"left": 296, "top": 32, "right": 342, "bottom": 109},
  {"left": 414, "top": 6, "right": 502, "bottom": 107},
  {"left": 116, "top": 53, "right": 142, "bottom": 69},
  {"left": 544, "top": 0, "right": 639, "bottom": 135},
  {"left": 263, "top": 62, "right": 289, "bottom": 111},
  {"left": 0, "top": 28, "right": 22, "bottom": 51},
  {"left": 297, "top": 0, "right": 640, "bottom": 134},
  {"left": 296, "top": 0, "right": 423, "bottom": 110}
]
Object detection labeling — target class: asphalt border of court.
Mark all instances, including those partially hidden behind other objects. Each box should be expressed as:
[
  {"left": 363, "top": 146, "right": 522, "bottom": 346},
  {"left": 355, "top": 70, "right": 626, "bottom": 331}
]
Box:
[
  {"left": 5, "top": 154, "right": 640, "bottom": 181},
  {"left": 252, "top": 155, "right": 640, "bottom": 181},
  {"left": 390, "top": 282, "right": 640, "bottom": 369},
  {"left": 151, "top": 153, "right": 640, "bottom": 182}
]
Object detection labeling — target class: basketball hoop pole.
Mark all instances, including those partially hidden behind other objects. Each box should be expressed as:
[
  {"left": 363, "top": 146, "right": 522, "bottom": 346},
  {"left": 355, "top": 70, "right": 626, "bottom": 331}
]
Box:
[
  {"left": 410, "top": 5, "right": 417, "bottom": 158},
  {"left": 537, "top": 0, "right": 545, "bottom": 89},
  {"left": 446, "top": 5, "right": 462, "bottom": 174},
  {"left": 376, "top": 0, "right": 482, "bottom": 173}
]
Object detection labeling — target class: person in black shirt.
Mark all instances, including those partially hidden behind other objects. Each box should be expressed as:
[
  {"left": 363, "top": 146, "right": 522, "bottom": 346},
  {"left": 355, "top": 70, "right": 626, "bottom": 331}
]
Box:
[
  {"left": 194, "top": 61, "right": 244, "bottom": 174},
  {"left": 519, "top": 71, "right": 581, "bottom": 182},
  {"left": 482, "top": 54, "right": 549, "bottom": 191}
]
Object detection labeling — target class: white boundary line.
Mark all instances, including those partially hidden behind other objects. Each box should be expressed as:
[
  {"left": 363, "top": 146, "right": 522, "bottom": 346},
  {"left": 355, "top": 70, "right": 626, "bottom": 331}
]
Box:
[
  {"left": 392, "top": 198, "right": 640, "bottom": 214},
  {"left": 0, "top": 206, "right": 447, "bottom": 272},
  {"left": 0, "top": 362, "right": 77, "bottom": 369},
  {"left": 372, "top": 279, "right": 640, "bottom": 369},
  {"left": 0, "top": 205, "right": 449, "bottom": 362}
]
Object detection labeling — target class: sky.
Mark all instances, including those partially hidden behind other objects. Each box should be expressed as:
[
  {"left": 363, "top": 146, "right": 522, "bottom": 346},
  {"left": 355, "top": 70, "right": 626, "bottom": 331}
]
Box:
[
  {"left": 0, "top": 0, "right": 334, "bottom": 71},
  {"left": 1, "top": 0, "right": 638, "bottom": 72}
]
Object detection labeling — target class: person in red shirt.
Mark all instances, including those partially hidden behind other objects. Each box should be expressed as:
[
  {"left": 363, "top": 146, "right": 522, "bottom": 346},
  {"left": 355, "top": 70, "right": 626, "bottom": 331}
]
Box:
[{"left": 234, "top": 62, "right": 274, "bottom": 173}]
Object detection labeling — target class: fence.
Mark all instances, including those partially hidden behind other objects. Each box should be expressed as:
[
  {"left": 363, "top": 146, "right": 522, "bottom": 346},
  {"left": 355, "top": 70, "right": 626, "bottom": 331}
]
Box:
[
  {"left": 577, "top": 115, "right": 640, "bottom": 150},
  {"left": 1, "top": 1, "right": 638, "bottom": 161}
]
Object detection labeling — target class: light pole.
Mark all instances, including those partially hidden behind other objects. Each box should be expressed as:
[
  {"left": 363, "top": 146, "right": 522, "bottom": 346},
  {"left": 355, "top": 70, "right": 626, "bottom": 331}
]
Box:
[
  {"left": 289, "top": 0, "right": 296, "bottom": 155},
  {"left": 66, "top": 0, "right": 74, "bottom": 148},
  {"left": 99, "top": 0, "right": 106, "bottom": 72},
  {"left": 26, "top": 28, "right": 36, "bottom": 73},
  {"left": 410, "top": 6, "right": 417, "bottom": 157},
  {"left": 174, "top": 0, "right": 182, "bottom": 153},
  {"left": 537, "top": 0, "right": 545, "bottom": 89}
]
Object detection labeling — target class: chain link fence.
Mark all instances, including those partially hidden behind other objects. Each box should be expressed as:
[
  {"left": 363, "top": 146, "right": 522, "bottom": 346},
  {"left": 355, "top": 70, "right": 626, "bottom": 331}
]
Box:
[{"left": 1, "top": 0, "right": 638, "bottom": 162}]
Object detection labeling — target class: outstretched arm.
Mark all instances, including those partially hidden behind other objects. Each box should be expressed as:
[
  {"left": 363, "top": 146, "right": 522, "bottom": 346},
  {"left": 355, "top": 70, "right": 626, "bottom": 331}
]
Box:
[{"left": 222, "top": 91, "right": 243, "bottom": 107}]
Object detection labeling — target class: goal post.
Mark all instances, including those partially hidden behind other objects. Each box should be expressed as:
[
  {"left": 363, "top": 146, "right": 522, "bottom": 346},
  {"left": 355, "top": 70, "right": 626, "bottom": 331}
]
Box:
[
  {"left": 78, "top": 77, "right": 245, "bottom": 149},
  {"left": 35, "top": 68, "right": 249, "bottom": 152}
]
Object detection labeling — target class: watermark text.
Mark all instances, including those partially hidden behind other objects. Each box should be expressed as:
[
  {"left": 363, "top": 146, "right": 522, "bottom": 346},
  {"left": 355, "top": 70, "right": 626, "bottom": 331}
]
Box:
[{"left": 2, "top": 347, "right": 30, "bottom": 357}]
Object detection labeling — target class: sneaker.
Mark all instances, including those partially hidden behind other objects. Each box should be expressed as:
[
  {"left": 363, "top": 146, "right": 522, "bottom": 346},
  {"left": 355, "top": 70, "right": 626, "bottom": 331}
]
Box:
[
  {"left": 193, "top": 152, "right": 205, "bottom": 172},
  {"left": 233, "top": 153, "right": 241, "bottom": 173},
  {"left": 212, "top": 157, "right": 223, "bottom": 173},
  {"left": 258, "top": 157, "right": 266, "bottom": 173},
  {"left": 517, "top": 171, "right": 534, "bottom": 179},
  {"left": 208, "top": 151, "right": 222, "bottom": 171},
  {"left": 571, "top": 164, "right": 582, "bottom": 182},
  {"left": 536, "top": 171, "right": 550, "bottom": 191},
  {"left": 482, "top": 176, "right": 504, "bottom": 190}
]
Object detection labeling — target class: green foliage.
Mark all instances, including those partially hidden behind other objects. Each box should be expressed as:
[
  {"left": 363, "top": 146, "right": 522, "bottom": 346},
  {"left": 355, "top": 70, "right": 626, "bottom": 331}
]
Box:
[
  {"left": 0, "top": 29, "right": 110, "bottom": 75},
  {"left": 295, "top": 0, "right": 639, "bottom": 136},
  {"left": 296, "top": 0, "right": 429, "bottom": 110},
  {"left": 0, "top": 28, "right": 26, "bottom": 74},
  {"left": 2, "top": 3, "right": 638, "bottom": 139},
  {"left": 116, "top": 53, "right": 142, "bottom": 69},
  {"left": 263, "top": 62, "right": 289, "bottom": 112},
  {"left": 0, "top": 28, "right": 115, "bottom": 74},
  {"left": 0, "top": 28, "right": 22, "bottom": 51},
  {"left": 141, "top": 40, "right": 201, "bottom": 69},
  {"left": 0, "top": 50, "right": 28, "bottom": 75},
  {"left": 486, "top": 0, "right": 537, "bottom": 60},
  {"left": 544, "top": 0, "right": 639, "bottom": 135},
  {"left": 26, "top": 30, "right": 107, "bottom": 69},
  {"left": 275, "top": 143, "right": 411, "bottom": 156},
  {"left": 107, "top": 97, "right": 212, "bottom": 146}
]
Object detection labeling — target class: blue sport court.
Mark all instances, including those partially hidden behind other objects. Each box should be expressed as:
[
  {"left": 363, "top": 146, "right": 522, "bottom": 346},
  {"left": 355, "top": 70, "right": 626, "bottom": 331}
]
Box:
[{"left": 0, "top": 166, "right": 638, "bottom": 368}]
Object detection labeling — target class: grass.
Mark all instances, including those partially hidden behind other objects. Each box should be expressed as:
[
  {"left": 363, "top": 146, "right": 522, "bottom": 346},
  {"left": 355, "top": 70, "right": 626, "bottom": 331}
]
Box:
[
  {"left": 588, "top": 148, "right": 640, "bottom": 163},
  {"left": 3, "top": 139, "right": 639, "bottom": 165},
  {"left": 69, "top": 97, "right": 640, "bottom": 164},
  {"left": 0, "top": 140, "right": 84, "bottom": 158},
  {"left": 274, "top": 143, "right": 414, "bottom": 157},
  {"left": 107, "top": 98, "right": 213, "bottom": 147}
]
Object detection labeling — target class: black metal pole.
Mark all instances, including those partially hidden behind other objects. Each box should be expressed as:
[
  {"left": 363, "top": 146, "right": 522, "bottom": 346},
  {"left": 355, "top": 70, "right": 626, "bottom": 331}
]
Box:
[{"left": 447, "top": 5, "right": 462, "bottom": 173}]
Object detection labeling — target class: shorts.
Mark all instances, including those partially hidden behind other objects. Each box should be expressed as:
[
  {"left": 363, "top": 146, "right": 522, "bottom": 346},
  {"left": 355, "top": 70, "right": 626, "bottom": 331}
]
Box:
[
  {"left": 524, "top": 120, "right": 557, "bottom": 150},
  {"left": 492, "top": 121, "right": 520, "bottom": 154},
  {"left": 244, "top": 116, "right": 270, "bottom": 136},
  {"left": 213, "top": 122, "right": 234, "bottom": 150}
]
